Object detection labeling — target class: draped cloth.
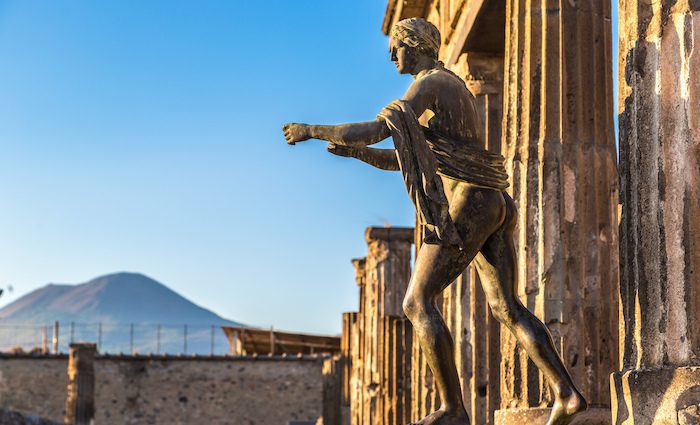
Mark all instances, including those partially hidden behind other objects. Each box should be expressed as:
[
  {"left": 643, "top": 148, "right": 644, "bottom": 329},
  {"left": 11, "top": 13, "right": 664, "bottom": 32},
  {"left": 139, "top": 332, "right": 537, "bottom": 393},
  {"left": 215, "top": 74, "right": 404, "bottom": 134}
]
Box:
[{"left": 377, "top": 100, "right": 509, "bottom": 250}]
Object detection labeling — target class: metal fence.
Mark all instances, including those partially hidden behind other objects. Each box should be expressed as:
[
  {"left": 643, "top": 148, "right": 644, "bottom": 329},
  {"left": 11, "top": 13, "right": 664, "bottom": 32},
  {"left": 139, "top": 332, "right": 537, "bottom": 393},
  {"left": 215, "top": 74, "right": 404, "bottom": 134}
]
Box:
[{"left": 0, "top": 322, "right": 232, "bottom": 355}]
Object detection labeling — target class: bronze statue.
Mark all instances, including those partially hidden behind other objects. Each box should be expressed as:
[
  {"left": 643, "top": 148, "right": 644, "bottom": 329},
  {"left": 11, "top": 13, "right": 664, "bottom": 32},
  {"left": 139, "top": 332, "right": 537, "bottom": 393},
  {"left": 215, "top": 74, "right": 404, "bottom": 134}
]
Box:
[{"left": 283, "top": 18, "right": 586, "bottom": 425}]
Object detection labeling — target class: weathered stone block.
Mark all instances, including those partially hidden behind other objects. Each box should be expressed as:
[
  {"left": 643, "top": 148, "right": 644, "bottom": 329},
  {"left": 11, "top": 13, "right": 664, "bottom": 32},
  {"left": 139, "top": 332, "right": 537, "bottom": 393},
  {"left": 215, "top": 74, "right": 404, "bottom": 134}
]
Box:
[{"left": 611, "top": 366, "right": 700, "bottom": 425}]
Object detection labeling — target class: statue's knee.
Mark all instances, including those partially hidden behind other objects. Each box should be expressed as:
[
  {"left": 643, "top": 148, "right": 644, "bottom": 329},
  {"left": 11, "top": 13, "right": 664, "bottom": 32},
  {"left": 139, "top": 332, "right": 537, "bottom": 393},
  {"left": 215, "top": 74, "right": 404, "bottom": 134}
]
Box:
[
  {"left": 402, "top": 294, "right": 424, "bottom": 320},
  {"left": 402, "top": 296, "right": 416, "bottom": 319}
]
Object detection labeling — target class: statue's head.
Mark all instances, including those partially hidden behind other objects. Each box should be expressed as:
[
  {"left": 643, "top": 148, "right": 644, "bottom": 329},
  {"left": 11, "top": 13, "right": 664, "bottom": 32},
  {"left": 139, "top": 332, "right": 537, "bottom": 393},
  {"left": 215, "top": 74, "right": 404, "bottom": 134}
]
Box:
[{"left": 389, "top": 18, "right": 441, "bottom": 75}]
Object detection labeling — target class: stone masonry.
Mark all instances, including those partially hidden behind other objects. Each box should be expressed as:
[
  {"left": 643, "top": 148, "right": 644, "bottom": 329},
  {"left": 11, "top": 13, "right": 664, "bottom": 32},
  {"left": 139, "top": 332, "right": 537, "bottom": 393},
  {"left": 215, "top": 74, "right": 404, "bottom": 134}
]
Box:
[
  {"left": 0, "top": 354, "right": 324, "bottom": 425},
  {"left": 64, "top": 343, "right": 96, "bottom": 425}
]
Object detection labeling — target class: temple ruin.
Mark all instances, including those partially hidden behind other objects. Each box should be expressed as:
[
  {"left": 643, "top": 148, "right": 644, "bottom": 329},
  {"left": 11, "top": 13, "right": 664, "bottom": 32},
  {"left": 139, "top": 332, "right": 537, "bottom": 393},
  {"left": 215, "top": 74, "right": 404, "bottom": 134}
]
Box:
[
  {"left": 0, "top": 2, "right": 696, "bottom": 425},
  {"left": 320, "top": 1, "right": 699, "bottom": 425}
]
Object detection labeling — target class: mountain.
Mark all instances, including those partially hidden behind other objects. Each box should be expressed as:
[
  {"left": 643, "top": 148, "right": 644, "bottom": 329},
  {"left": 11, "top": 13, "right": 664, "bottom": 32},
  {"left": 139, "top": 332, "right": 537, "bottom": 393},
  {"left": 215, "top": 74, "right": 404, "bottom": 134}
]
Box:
[
  {"left": 0, "top": 273, "right": 244, "bottom": 354},
  {"left": 0, "top": 272, "right": 242, "bottom": 326}
]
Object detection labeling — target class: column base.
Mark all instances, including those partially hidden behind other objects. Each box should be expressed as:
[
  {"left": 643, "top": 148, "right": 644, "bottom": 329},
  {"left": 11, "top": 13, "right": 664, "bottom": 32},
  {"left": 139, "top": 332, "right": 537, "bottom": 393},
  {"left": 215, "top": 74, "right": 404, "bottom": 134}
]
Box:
[
  {"left": 611, "top": 366, "right": 700, "bottom": 425},
  {"left": 494, "top": 407, "right": 611, "bottom": 425}
]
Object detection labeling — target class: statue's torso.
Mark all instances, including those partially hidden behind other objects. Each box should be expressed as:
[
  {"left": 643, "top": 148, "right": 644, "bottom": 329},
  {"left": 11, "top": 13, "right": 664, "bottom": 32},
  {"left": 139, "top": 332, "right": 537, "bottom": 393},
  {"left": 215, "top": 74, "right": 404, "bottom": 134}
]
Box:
[
  {"left": 415, "top": 68, "right": 485, "bottom": 196},
  {"left": 417, "top": 68, "right": 480, "bottom": 145}
]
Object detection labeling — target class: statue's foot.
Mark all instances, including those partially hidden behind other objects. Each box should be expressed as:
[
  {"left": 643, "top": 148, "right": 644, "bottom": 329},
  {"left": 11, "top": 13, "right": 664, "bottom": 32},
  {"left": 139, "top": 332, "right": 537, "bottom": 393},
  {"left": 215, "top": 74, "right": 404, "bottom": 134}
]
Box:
[
  {"left": 408, "top": 408, "right": 470, "bottom": 425},
  {"left": 545, "top": 389, "right": 587, "bottom": 425}
]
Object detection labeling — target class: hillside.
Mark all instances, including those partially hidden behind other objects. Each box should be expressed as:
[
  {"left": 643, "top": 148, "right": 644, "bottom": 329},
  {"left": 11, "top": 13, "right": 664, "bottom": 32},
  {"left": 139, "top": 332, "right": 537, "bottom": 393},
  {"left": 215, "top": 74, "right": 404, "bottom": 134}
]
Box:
[
  {"left": 0, "top": 272, "right": 241, "bottom": 326},
  {"left": 0, "top": 273, "right": 244, "bottom": 354}
]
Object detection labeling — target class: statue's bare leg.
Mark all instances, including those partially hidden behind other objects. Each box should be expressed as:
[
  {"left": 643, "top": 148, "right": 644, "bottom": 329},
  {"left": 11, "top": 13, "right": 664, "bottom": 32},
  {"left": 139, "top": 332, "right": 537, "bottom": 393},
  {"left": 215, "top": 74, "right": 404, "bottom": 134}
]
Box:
[
  {"left": 404, "top": 242, "right": 472, "bottom": 425},
  {"left": 474, "top": 193, "right": 587, "bottom": 425},
  {"left": 403, "top": 185, "right": 506, "bottom": 425}
]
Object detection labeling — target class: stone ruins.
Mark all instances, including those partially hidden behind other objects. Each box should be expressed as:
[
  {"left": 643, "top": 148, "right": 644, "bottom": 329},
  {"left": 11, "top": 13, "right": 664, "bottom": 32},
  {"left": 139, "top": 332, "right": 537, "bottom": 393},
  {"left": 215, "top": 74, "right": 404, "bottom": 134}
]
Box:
[
  {"left": 0, "top": 2, "right": 696, "bottom": 425},
  {"left": 318, "top": 1, "right": 699, "bottom": 425}
]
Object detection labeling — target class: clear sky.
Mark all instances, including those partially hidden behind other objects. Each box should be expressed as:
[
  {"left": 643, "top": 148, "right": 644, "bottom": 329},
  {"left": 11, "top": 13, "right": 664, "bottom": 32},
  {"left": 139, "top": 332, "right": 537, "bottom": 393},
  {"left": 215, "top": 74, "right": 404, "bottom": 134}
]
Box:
[{"left": 0, "top": 1, "right": 618, "bottom": 335}]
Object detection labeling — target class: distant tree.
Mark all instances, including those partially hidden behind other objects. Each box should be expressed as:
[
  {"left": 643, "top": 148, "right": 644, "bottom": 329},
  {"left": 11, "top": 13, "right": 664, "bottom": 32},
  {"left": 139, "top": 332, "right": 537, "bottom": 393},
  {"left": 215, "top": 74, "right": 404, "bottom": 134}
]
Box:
[{"left": 0, "top": 284, "right": 13, "bottom": 299}]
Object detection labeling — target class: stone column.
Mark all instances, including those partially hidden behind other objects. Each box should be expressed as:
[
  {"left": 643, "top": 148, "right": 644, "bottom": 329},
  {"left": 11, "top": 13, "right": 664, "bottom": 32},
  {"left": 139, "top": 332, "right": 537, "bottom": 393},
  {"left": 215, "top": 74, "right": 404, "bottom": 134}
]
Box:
[
  {"left": 349, "top": 258, "right": 366, "bottom": 425},
  {"left": 349, "top": 227, "right": 414, "bottom": 425},
  {"left": 64, "top": 343, "right": 96, "bottom": 425},
  {"left": 322, "top": 356, "right": 343, "bottom": 425},
  {"left": 362, "top": 227, "right": 414, "bottom": 319},
  {"left": 340, "top": 312, "right": 357, "bottom": 425},
  {"left": 611, "top": 1, "right": 700, "bottom": 424},
  {"left": 381, "top": 315, "right": 413, "bottom": 425},
  {"left": 496, "top": 0, "right": 619, "bottom": 423},
  {"left": 52, "top": 321, "right": 59, "bottom": 354}
]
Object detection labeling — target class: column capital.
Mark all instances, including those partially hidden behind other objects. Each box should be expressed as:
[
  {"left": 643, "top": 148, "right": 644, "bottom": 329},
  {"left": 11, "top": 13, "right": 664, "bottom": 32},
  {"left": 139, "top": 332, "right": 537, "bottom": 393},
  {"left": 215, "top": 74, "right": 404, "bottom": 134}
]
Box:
[
  {"left": 364, "top": 227, "right": 414, "bottom": 244},
  {"left": 351, "top": 258, "right": 367, "bottom": 287}
]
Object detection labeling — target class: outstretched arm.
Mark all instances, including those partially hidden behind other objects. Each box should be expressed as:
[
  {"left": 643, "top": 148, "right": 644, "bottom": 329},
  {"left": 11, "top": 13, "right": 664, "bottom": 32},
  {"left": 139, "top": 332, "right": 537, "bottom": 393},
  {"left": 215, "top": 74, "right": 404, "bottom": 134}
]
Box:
[
  {"left": 327, "top": 144, "right": 399, "bottom": 171},
  {"left": 283, "top": 119, "right": 390, "bottom": 147},
  {"left": 283, "top": 73, "right": 435, "bottom": 148}
]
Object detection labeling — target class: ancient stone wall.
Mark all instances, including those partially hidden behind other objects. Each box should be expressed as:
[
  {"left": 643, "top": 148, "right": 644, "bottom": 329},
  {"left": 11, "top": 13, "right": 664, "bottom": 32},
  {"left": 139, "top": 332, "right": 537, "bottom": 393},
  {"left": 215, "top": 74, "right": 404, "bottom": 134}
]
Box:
[
  {"left": 0, "top": 354, "right": 324, "bottom": 425},
  {"left": 0, "top": 356, "right": 65, "bottom": 421}
]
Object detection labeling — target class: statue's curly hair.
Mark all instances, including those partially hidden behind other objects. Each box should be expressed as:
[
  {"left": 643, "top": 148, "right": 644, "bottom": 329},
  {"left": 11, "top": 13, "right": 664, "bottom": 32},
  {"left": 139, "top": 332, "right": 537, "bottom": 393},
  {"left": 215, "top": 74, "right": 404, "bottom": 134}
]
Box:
[{"left": 390, "top": 18, "right": 441, "bottom": 59}]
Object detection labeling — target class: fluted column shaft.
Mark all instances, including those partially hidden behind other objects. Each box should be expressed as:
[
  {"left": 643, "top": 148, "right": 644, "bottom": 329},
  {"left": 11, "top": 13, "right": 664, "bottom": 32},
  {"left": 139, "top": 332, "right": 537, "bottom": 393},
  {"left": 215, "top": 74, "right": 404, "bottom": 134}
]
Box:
[
  {"left": 618, "top": 0, "right": 700, "bottom": 371},
  {"left": 612, "top": 1, "right": 700, "bottom": 424},
  {"left": 498, "top": 0, "right": 619, "bottom": 420},
  {"left": 349, "top": 227, "right": 413, "bottom": 425}
]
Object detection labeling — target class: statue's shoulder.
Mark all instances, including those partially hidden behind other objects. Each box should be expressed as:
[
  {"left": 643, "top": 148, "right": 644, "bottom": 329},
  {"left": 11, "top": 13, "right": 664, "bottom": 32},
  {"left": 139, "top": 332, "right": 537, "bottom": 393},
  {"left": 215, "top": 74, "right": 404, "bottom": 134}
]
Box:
[
  {"left": 415, "top": 67, "right": 444, "bottom": 81},
  {"left": 405, "top": 67, "right": 465, "bottom": 104},
  {"left": 412, "top": 69, "right": 448, "bottom": 92},
  {"left": 416, "top": 67, "right": 464, "bottom": 87}
]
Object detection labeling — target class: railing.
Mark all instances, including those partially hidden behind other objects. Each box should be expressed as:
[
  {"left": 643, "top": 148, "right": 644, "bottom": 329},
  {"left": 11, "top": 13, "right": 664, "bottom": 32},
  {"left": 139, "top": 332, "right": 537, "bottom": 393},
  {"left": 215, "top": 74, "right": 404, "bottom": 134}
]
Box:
[{"left": 0, "top": 321, "right": 232, "bottom": 355}]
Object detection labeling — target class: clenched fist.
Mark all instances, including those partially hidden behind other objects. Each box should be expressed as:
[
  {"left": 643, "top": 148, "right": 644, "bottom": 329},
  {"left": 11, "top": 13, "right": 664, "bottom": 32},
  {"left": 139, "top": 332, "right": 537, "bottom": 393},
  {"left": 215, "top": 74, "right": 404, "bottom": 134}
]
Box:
[{"left": 282, "top": 123, "right": 311, "bottom": 145}]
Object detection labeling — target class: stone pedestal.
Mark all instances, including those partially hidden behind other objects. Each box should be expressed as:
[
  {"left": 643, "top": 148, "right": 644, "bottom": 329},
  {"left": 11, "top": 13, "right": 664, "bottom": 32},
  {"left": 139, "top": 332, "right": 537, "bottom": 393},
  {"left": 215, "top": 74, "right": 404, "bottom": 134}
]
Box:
[
  {"left": 495, "top": 407, "right": 611, "bottom": 425},
  {"left": 611, "top": 367, "right": 700, "bottom": 425}
]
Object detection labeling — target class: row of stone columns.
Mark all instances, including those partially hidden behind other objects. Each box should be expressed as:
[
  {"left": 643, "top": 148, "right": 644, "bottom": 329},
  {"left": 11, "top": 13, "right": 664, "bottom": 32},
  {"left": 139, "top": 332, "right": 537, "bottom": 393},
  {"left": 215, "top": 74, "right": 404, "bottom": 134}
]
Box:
[
  {"left": 375, "top": 1, "right": 699, "bottom": 423},
  {"left": 385, "top": 0, "right": 620, "bottom": 423}
]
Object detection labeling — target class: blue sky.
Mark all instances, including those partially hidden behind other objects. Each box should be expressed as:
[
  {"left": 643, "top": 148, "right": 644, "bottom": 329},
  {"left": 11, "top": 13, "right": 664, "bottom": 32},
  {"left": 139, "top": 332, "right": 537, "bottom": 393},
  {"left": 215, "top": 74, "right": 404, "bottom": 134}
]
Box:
[{"left": 0, "top": 1, "right": 618, "bottom": 335}]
